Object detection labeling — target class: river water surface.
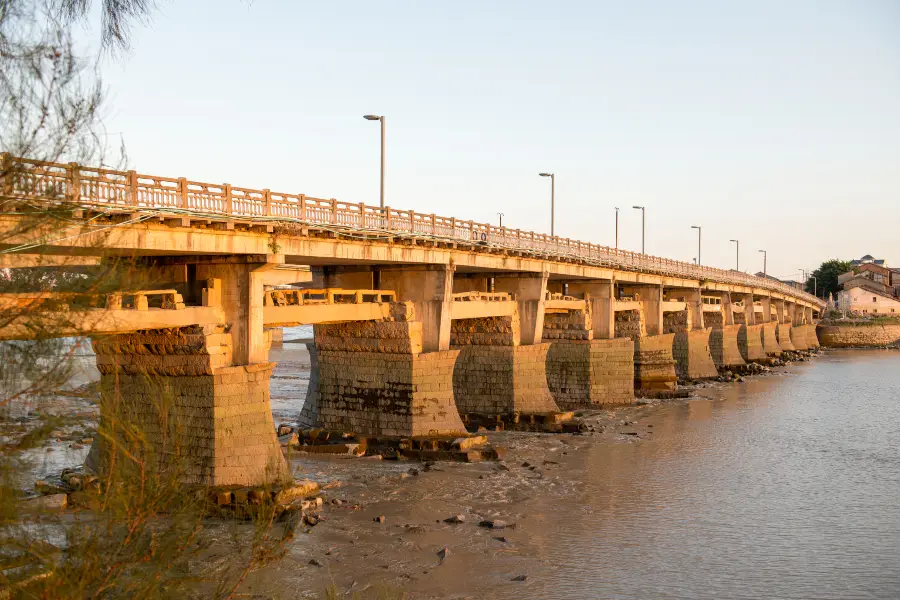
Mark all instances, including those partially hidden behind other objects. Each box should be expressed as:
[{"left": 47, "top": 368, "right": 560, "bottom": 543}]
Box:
[{"left": 251, "top": 348, "right": 900, "bottom": 599}]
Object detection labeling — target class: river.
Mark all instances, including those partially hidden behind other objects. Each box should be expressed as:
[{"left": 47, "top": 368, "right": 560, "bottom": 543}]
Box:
[{"left": 250, "top": 348, "right": 900, "bottom": 599}]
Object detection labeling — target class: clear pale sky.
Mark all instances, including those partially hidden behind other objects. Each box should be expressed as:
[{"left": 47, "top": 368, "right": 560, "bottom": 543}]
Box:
[{"left": 88, "top": 0, "right": 899, "bottom": 280}]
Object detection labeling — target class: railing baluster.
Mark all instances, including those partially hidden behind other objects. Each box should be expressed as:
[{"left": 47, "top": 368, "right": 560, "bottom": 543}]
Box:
[{"left": 178, "top": 177, "right": 188, "bottom": 209}]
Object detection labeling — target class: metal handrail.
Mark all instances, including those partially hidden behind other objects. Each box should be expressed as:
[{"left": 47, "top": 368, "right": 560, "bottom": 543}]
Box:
[{"left": 0, "top": 153, "right": 824, "bottom": 308}]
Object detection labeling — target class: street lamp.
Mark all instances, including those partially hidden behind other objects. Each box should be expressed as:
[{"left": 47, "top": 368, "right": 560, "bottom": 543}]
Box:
[
  {"left": 691, "top": 225, "right": 701, "bottom": 266},
  {"left": 811, "top": 275, "right": 817, "bottom": 297},
  {"left": 363, "top": 114, "right": 385, "bottom": 208},
  {"left": 498, "top": 212, "right": 504, "bottom": 227},
  {"left": 633, "top": 206, "right": 645, "bottom": 253},
  {"left": 538, "top": 173, "right": 555, "bottom": 236},
  {"left": 614, "top": 207, "right": 619, "bottom": 249},
  {"left": 730, "top": 239, "right": 739, "bottom": 271},
  {"left": 758, "top": 249, "right": 767, "bottom": 276}
]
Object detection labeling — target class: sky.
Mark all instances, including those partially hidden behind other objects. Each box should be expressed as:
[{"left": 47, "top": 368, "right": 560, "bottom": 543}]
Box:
[{"left": 83, "top": 0, "right": 900, "bottom": 281}]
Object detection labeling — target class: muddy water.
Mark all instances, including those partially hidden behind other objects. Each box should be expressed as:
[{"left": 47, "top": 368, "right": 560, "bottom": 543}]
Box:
[{"left": 250, "top": 348, "right": 900, "bottom": 599}]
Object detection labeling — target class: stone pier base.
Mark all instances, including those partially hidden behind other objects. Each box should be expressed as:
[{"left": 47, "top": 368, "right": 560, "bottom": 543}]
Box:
[
  {"left": 298, "top": 343, "right": 320, "bottom": 427},
  {"left": 314, "top": 318, "right": 466, "bottom": 436},
  {"left": 453, "top": 344, "right": 559, "bottom": 415},
  {"left": 805, "top": 324, "right": 820, "bottom": 348},
  {"left": 776, "top": 324, "right": 796, "bottom": 352},
  {"left": 633, "top": 334, "right": 678, "bottom": 391},
  {"left": 790, "top": 324, "right": 810, "bottom": 351},
  {"left": 708, "top": 325, "right": 746, "bottom": 368},
  {"left": 672, "top": 329, "right": 719, "bottom": 380},
  {"left": 317, "top": 348, "right": 464, "bottom": 436},
  {"left": 546, "top": 338, "right": 635, "bottom": 409},
  {"left": 760, "top": 322, "right": 782, "bottom": 356},
  {"left": 738, "top": 324, "right": 766, "bottom": 362},
  {"left": 87, "top": 327, "right": 290, "bottom": 487}
]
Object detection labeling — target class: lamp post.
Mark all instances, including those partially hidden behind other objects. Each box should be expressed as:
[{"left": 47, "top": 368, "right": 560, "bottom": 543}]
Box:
[
  {"left": 363, "top": 114, "right": 385, "bottom": 208},
  {"left": 614, "top": 207, "right": 619, "bottom": 249},
  {"left": 691, "top": 225, "right": 701, "bottom": 266},
  {"left": 759, "top": 249, "right": 767, "bottom": 276},
  {"left": 730, "top": 239, "right": 739, "bottom": 271},
  {"left": 538, "top": 173, "right": 555, "bottom": 236},
  {"left": 498, "top": 212, "right": 504, "bottom": 227},
  {"left": 633, "top": 206, "right": 645, "bottom": 253},
  {"left": 811, "top": 275, "right": 817, "bottom": 297}
]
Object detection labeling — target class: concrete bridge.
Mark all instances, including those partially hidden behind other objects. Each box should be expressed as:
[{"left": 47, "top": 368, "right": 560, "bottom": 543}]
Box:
[{"left": 0, "top": 154, "right": 824, "bottom": 487}]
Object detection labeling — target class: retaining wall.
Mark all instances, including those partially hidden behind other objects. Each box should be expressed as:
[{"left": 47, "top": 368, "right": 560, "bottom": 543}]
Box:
[{"left": 817, "top": 324, "right": 900, "bottom": 347}]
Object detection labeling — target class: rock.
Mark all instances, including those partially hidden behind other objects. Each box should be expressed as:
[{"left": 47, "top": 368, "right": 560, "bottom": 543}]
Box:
[
  {"left": 309, "top": 559, "right": 323, "bottom": 567},
  {"left": 436, "top": 547, "right": 449, "bottom": 563},
  {"left": 70, "top": 444, "right": 84, "bottom": 450},
  {"left": 496, "top": 464, "right": 510, "bottom": 472},
  {"left": 331, "top": 498, "right": 344, "bottom": 506},
  {"left": 444, "top": 514, "right": 466, "bottom": 524},
  {"left": 408, "top": 468, "right": 419, "bottom": 477},
  {"left": 478, "top": 519, "right": 507, "bottom": 529},
  {"left": 493, "top": 536, "right": 509, "bottom": 543},
  {"left": 23, "top": 493, "right": 67, "bottom": 511},
  {"left": 273, "top": 480, "right": 319, "bottom": 504},
  {"left": 374, "top": 515, "right": 385, "bottom": 523},
  {"left": 521, "top": 462, "right": 531, "bottom": 468},
  {"left": 511, "top": 575, "right": 528, "bottom": 582},
  {"left": 304, "top": 514, "right": 319, "bottom": 526}
]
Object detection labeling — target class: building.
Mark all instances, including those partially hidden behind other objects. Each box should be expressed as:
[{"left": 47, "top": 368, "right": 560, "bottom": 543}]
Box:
[{"left": 836, "top": 255, "right": 900, "bottom": 314}]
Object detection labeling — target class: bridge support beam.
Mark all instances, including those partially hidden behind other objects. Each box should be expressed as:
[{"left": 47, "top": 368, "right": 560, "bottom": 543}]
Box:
[
  {"left": 566, "top": 279, "right": 615, "bottom": 339},
  {"left": 493, "top": 272, "right": 549, "bottom": 345},
  {"left": 379, "top": 265, "right": 455, "bottom": 352}
]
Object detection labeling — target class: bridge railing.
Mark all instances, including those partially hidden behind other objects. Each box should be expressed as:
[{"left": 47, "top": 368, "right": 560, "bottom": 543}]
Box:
[{"left": 1, "top": 153, "right": 823, "bottom": 308}]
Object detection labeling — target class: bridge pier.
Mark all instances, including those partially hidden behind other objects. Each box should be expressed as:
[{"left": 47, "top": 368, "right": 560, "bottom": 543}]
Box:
[
  {"left": 616, "top": 286, "right": 677, "bottom": 391},
  {"left": 87, "top": 325, "right": 290, "bottom": 487},
  {"left": 542, "top": 293, "right": 634, "bottom": 408},
  {"left": 761, "top": 321, "right": 782, "bottom": 356},
  {"left": 312, "top": 310, "right": 466, "bottom": 436},
  {"left": 665, "top": 287, "right": 717, "bottom": 380}
]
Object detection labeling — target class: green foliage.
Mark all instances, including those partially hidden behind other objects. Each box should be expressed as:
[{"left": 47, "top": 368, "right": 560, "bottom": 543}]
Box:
[{"left": 806, "top": 259, "right": 853, "bottom": 299}]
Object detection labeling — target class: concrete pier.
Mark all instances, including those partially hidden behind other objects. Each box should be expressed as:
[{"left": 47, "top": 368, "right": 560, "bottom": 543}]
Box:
[
  {"left": 776, "top": 324, "right": 796, "bottom": 352},
  {"left": 738, "top": 324, "right": 766, "bottom": 362},
  {"left": 709, "top": 324, "right": 746, "bottom": 368},
  {"left": 546, "top": 338, "right": 635, "bottom": 408},
  {"left": 672, "top": 329, "right": 719, "bottom": 380},
  {"left": 633, "top": 334, "right": 678, "bottom": 391},
  {"left": 87, "top": 327, "right": 290, "bottom": 487},
  {"left": 760, "top": 322, "right": 782, "bottom": 356}
]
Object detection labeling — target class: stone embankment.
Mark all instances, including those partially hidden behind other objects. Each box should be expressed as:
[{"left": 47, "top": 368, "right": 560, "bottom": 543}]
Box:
[{"left": 817, "top": 322, "right": 900, "bottom": 348}]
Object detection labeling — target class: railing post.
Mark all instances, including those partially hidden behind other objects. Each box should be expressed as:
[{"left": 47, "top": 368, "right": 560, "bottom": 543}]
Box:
[
  {"left": 431, "top": 213, "right": 437, "bottom": 235},
  {"left": 0, "top": 153, "right": 12, "bottom": 197},
  {"left": 385, "top": 206, "right": 392, "bottom": 230},
  {"left": 178, "top": 177, "right": 188, "bottom": 209},
  {"left": 330, "top": 198, "right": 337, "bottom": 224},
  {"left": 128, "top": 170, "right": 138, "bottom": 205},
  {"left": 224, "top": 184, "right": 233, "bottom": 215},
  {"left": 408, "top": 209, "right": 415, "bottom": 234},
  {"left": 299, "top": 194, "right": 306, "bottom": 220},
  {"left": 263, "top": 188, "right": 271, "bottom": 216},
  {"left": 450, "top": 217, "right": 456, "bottom": 239},
  {"left": 68, "top": 162, "right": 81, "bottom": 203},
  {"left": 468, "top": 220, "right": 474, "bottom": 240},
  {"left": 359, "top": 202, "right": 365, "bottom": 227}
]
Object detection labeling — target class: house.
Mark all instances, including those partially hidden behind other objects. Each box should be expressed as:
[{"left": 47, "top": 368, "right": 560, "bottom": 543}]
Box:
[
  {"left": 836, "top": 256, "right": 900, "bottom": 314},
  {"left": 837, "top": 284, "right": 900, "bottom": 315}
]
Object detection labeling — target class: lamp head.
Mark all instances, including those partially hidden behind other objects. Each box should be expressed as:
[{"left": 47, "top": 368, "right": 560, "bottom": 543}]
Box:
[
  {"left": 363, "top": 114, "right": 382, "bottom": 121},
  {"left": 632, "top": 205, "right": 643, "bottom": 210},
  {"left": 539, "top": 172, "right": 553, "bottom": 177},
  {"left": 691, "top": 225, "right": 700, "bottom": 229}
]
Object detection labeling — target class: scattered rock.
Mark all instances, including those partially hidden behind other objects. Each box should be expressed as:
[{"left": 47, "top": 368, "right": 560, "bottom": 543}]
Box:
[
  {"left": 23, "top": 493, "right": 67, "bottom": 511},
  {"left": 493, "top": 536, "right": 509, "bottom": 544},
  {"left": 478, "top": 519, "right": 507, "bottom": 530},
  {"left": 304, "top": 514, "right": 319, "bottom": 526},
  {"left": 436, "top": 547, "right": 449, "bottom": 564},
  {"left": 308, "top": 559, "right": 323, "bottom": 567},
  {"left": 511, "top": 575, "right": 528, "bottom": 582},
  {"left": 374, "top": 515, "right": 386, "bottom": 523},
  {"left": 444, "top": 514, "right": 466, "bottom": 524}
]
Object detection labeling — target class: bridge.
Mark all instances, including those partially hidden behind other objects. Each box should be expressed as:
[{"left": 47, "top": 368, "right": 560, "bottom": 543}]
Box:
[{"left": 1, "top": 154, "right": 824, "bottom": 487}]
